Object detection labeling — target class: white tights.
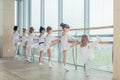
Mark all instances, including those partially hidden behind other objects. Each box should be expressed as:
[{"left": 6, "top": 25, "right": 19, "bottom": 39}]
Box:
[
  {"left": 14, "top": 43, "right": 18, "bottom": 57},
  {"left": 85, "top": 60, "right": 90, "bottom": 74},
  {"left": 26, "top": 46, "right": 32, "bottom": 60}
]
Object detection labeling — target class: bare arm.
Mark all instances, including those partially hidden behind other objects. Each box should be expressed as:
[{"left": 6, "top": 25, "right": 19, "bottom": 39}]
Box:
[
  {"left": 50, "top": 39, "right": 60, "bottom": 47},
  {"left": 70, "top": 41, "right": 81, "bottom": 47}
]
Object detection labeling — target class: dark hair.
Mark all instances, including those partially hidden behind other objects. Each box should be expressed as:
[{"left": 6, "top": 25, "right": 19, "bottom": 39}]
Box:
[
  {"left": 29, "top": 27, "right": 34, "bottom": 33},
  {"left": 46, "top": 26, "right": 52, "bottom": 32},
  {"left": 60, "top": 23, "right": 70, "bottom": 29},
  {"left": 39, "top": 26, "right": 45, "bottom": 33},
  {"left": 13, "top": 26, "right": 18, "bottom": 31},
  {"left": 23, "top": 28, "right": 27, "bottom": 33}
]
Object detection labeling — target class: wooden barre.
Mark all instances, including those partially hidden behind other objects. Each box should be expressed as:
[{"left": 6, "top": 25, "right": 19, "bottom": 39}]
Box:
[
  {"left": 34, "top": 25, "right": 113, "bottom": 33},
  {"left": 65, "top": 41, "right": 113, "bottom": 44},
  {"left": 34, "top": 26, "right": 113, "bottom": 44},
  {"left": 99, "top": 41, "right": 113, "bottom": 44},
  {"left": 53, "top": 25, "right": 113, "bottom": 32}
]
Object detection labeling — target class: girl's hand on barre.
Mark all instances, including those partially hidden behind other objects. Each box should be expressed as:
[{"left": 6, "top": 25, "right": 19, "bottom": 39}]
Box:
[{"left": 96, "top": 35, "right": 101, "bottom": 42}]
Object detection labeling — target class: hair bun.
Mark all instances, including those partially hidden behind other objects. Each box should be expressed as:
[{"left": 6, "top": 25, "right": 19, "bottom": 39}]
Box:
[
  {"left": 40, "top": 26, "right": 44, "bottom": 30},
  {"left": 60, "top": 23, "right": 65, "bottom": 27},
  {"left": 39, "top": 26, "right": 45, "bottom": 33}
]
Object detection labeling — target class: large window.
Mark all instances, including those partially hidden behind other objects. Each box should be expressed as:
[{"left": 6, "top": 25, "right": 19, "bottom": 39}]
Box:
[
  {"left": 31, "top": 0, "right": 41, "bottom": 31},
  {"left": 63, "top": 0, "right": 84, "bottom": 29},
  {"left": 63, "top": 0, "right": 85, "bottom": 64},
  {"left": 44, "top": 0, "right": 59, "bottom": 61},
  {"left": 90, "top": 0, "right": 113, "bottom": 35},
  {"left": 14, "top": 1, "right": 17, "bottom": 25},
  {"left": 23, "top": 0, "right": 29, "bottom": 28},
  {"left": 45, "top": 0, "right": 58, "bottom": 30},
  {"left": 89, "top": 0, "right": 113, "bottom": 71}
]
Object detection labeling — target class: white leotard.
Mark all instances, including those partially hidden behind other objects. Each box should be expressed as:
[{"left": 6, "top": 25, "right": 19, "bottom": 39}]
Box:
[
  {"left": 45, "top": 34, "right": 57, "bottom": 50},
  {"left": 39, "top": 35, "right": 46, "bottom": 52},
  {"left": 60, "top": 33, "right": 77, "bottom": 51},
  {"left": 12, "top": 31, "right": 20, "bottom": 45},
  {"left": 22, "top": 34, "right": 28, "bottom": 46}
]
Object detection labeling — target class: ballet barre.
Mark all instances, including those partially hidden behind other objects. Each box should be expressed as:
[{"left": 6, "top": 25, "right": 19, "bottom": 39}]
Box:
[
  {"left": 34, "top": 25, "right": 113, "bottom": 33},
  {"left": 34, "top": 26, "right": 113, "bottom": 45},
  {"left": 53, "top": 25, "right": 113, "bottom": 32},
  {"left": 70, "top": 41, "right": 113, "bottom": 44},
  {"left": 99, "top": 41, "right": 113, "bottom": 44}
]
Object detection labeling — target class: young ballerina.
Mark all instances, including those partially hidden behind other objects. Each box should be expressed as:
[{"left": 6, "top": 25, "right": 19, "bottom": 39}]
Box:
[
  {"left": 78, "top": 34, "right": 101, "bottom": 76},
  {"left": 12, "top": 26, "right": 22, "bottom": 59},
  {"left": 22, "top": 28, "right": 28, "bottom": 59},
  {"left": 38, "top": 26, "right": 46, "bottom": 65},
  {"left": 26, "top": 27, "right": 35, "bottom": 63},
  {"left": 60, "top": 23, "right": 79, "bottom": 71},
  {"left": 45, "top": 26, "right": 60, "bottom": 68}
]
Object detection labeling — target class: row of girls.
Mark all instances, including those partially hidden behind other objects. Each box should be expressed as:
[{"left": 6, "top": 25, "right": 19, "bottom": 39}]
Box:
[{"left": 12, "top": 23, "right": 101, "bottom": 76}]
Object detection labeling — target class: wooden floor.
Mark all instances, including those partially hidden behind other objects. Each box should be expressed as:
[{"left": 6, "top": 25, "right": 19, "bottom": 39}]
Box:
[{"left": 0, "top": 57, "right": 113, "bottom": 80}]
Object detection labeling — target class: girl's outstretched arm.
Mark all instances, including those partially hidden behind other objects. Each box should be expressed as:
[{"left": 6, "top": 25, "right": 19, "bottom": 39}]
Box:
[
  {"left": 70, "top": 40, "right": 80, "bottom": 47},
  {"left": 50, "top": 39, "right": 60, "bottom": 47},
  {"left": 89, "top": 36, "right": 101, "bottom": 48}
]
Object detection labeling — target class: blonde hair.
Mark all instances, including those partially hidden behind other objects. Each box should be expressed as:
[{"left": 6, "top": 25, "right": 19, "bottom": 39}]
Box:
[
  {"left": 23, "top": 28, "right": 26, "bottom": 33},
  {"left": 80, "top": 34, "right": 89, "bottom": 47}
]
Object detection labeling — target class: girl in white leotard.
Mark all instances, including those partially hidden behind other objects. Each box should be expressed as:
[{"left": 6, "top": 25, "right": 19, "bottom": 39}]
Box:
[
  {"left": 45, "top": 26, "right": 59, "bottom": 68},
  {"left": 26, "top": 27, "right": 35, "bottom": 63},
  {"left": 78, "top": 34, "right": 101, "bottom": 76},
  {"left": 60, "top": 23, "right": 79, "bottom": 71},
  {"left": 22, "top": 28, "right": 28, "bottom": 59},
  {"left": 38, "top": 26, "right": 46, "bottom": 65},
  {"left": 12, "top": 26, "right": 22, "bottom": 59}
]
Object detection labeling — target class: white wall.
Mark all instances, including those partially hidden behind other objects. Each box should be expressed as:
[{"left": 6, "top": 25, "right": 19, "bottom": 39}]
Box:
[
  {"left": 114, "top": 0, "right": 120, "bottom": 79},
  {"left": 0, "top": 0, "right": 14, "bottom": 57},
  {"left": 0, "top": 0, "right": 3, "bottom": 36}
]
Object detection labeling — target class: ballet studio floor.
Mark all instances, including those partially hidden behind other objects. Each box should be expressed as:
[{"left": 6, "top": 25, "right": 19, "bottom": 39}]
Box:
[{"left": 0, "top": 57, "right": 113, "bottom": 80}]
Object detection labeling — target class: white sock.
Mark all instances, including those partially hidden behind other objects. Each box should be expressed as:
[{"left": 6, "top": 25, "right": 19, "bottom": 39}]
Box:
[{"left": 64, "top": 65, "right": 69, "bottom": 71}]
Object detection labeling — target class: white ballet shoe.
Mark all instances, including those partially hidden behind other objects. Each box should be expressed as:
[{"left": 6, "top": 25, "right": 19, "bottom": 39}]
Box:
[
  {"left": 64, "top": 65, "right": 69, "bottom": 72},
  {"left": 49, "top": 62, "right": 53, "bottom": 68},
  {"left": 27, "top": 59, "right": 32, "bottom": 63},
  {"left": 39, "top": 63, "right": 44, "bottom": 65}
]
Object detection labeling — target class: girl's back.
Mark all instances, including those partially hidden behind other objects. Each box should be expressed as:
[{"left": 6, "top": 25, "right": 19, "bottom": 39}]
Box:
[{"left": 12, "top": 31, "right": 20, "bottom": 44}]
